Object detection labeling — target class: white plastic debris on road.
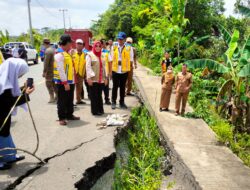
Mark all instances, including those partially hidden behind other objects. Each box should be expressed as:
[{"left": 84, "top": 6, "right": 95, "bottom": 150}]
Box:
[
  {"left": 96, "top": 114, "right": 129, "bottom": 128},
  {"left": 106, "top": 114, "right": 128, "bottom": 126}
]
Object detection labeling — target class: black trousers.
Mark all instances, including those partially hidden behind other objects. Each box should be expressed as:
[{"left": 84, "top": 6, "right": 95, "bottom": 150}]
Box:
[
  {"left": 112, "top": 71, "right": 128, "bottom": 104},
  {"left": 89, "top": 83, "right": 104, "bottom": 115},
  {"left": 103, "top": 79, "right": 110, "bottom": 102},
  {"left": 0, "top": 89, "right": 28, "bottom": 137},
  {"left": 84, "top": 80, "right": 90, "bottom": 98},
  {"left": 57, "top": 84, "right": 75, "bottom": 120}
]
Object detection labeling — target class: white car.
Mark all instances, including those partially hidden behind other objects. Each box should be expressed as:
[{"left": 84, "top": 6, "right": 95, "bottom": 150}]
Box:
[{"left": 4, "top": 42, "right": 38, "bottom": 64}]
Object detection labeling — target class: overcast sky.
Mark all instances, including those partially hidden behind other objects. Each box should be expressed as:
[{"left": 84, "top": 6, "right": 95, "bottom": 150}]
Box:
[{"left": 0, "top": 0, "right": 236, "bottom": 36}]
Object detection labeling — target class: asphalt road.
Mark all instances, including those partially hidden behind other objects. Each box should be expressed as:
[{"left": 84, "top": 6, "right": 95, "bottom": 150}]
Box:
[{"left": 0, "top": 62, "right": 138, "bottom": 190}]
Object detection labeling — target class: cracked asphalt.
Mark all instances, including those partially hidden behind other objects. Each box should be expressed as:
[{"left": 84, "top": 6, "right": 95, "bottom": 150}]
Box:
[{"left": 0, "top": 62, "right": 138, "bottom": 190}]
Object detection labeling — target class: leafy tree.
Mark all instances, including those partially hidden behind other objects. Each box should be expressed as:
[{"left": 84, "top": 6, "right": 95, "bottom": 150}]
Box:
[
  {"left": 234, "top": 0, "right": 250, "bottom": 13},
  {"left": 185, "top": 0, "right": 225, "bottom": 37}
]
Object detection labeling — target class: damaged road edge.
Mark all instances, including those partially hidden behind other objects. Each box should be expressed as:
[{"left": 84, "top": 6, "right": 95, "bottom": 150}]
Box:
[
  {"left": 4, "top": 134, "right": 107, "bottom": 190},
  {"left": 74, "top": 152, "right": 116, "bottom": 190}
]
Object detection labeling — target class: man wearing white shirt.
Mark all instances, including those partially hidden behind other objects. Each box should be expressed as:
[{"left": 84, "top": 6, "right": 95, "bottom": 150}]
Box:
[
  {"left": 109, "top": 32, "right": 134, "bottom": 109},
  {"left": 12, "top": 44, "right": 19, "bottom": 58},
  {"left": 54, "top": 34, "right": 80, "bottom": 125}
]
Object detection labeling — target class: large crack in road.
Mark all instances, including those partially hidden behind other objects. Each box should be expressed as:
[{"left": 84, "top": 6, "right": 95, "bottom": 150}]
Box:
[{"left": 4, "top": 133, "right": 112, "bottom": 190}]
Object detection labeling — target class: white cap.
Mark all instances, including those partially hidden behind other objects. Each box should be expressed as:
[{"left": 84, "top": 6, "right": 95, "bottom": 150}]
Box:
[
  {"left": 126, "top": 37, "right": 133, "bottom": 43},
  {"left": 76, "top": 39, "right": 83, "bottom": 44}
]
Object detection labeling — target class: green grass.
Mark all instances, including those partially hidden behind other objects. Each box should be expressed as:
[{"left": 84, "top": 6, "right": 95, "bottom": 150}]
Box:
[{"left": 113, "top": 106, "right": 165, "bottom": 190}]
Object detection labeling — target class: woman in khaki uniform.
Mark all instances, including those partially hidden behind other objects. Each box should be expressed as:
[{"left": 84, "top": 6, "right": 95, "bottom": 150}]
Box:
[{"left": 160, "top": 66, "right": 175, "bottom": 112}]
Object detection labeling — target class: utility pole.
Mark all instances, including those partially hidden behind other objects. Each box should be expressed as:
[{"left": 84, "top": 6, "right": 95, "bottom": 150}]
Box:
[
  {"left": 27, "top": 0, "right": 34, "bottom": 46},
  {"left": 59, "top": 9, "right": 68, "bottom": 30},
  {"left": 69, "top": 15, "right": 72, "bottom": 29}
]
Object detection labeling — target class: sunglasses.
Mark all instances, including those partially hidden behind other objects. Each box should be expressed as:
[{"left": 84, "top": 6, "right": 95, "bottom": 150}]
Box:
[
  {"left": 95, "top": 45, "right": 101, "bottom": 48},
  {"left": 77, "top": 43, "right": 83, "bottom": 45}
]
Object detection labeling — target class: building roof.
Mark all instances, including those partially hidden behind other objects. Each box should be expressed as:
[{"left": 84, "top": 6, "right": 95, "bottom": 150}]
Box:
[{"left": 65, "top": 29, "right": 91, "bottom": 32}]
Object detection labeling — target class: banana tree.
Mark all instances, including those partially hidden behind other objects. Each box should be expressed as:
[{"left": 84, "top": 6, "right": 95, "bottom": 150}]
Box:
[{"left": 186, "top": 26, "right": 250, "bottom": 132}]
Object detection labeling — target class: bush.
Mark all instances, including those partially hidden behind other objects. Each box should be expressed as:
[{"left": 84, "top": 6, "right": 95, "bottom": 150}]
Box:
[{"left": 183, "top": 43, "right": 206, "bottom": 60}]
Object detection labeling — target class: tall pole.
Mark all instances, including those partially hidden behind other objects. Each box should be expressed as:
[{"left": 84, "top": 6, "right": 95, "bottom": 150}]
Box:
[
  {"left": 27, "top": 0, "right": 34, "bottom": 46},
  {"left": 69, "top": 15, "right": 72, "bottom": 29},
  {"left": 59, "top": 9, "right": 68, "bottom": 30}
]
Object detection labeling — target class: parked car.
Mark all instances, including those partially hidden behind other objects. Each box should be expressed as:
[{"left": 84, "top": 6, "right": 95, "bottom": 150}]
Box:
[
  {"left": 4, "top": 42, "right": 38, "bottom": 64},
  {"left": 0, "top": 46, "right": 12, "bottom": 60}
]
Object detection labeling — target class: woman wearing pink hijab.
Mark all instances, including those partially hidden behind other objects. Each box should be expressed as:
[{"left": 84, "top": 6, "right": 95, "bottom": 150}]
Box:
[{"left": 86, "top": 41, "right": 108, "bottom": 115}]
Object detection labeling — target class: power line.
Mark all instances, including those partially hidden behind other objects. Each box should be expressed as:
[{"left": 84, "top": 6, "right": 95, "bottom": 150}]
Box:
[{"left": 34, "top": 0, "right": 60, "bottom": 19}]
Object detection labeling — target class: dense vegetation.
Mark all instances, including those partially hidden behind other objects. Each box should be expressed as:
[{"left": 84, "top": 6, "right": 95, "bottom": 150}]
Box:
[
  {"left": 92, "top": 0, "right": 250, "bottom": 167},
  {"left": 114, "top": 106, "right": 165, "bottom": 189}
]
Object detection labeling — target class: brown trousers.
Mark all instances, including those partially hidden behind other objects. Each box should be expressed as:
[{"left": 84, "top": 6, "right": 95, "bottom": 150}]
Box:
[
  {"left": 46, "top": 80, "right": 57, "bottom": 98},
  {"left": 126, "top": 64, "right": 133, "bottom": 94},
  {"left": 175, "top": 92, "right": 189, "bottom": 114},
  {"left": 160, "top": 86, "right": 172, "bottom": 109},
  {"left": 75, "top": 75, "right": 84, "bottom": 103}
]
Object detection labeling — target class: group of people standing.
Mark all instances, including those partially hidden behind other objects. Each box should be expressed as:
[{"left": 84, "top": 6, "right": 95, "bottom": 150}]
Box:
[
  {"left": 160, "top": 52, "right": 193, "bottom": 116},
  {"left": 0, "top": 31, "right": 192, "bottom": 170},
  {"left": 42, "top": 32, "right": 137, "bottom": 125}
]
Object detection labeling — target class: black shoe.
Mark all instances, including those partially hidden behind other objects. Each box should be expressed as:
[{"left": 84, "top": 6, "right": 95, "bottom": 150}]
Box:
[
  {"left": 7, "top": 155, "right": 25, "bottom": 164},
  {"left": 164, "top": 108, "right": 169, "bottom": 112},
  {"left": 126, "top": 92, "right": 134, "bottom": 96},
  {"left": 105, "top": 101, "right": 111, "bottom": 105},
  {"left": 76, "top": 101, "right": 86, "bottom": 105},
  {"left": 93, "top": 113, "right": 102, "bottom": 116},
  {"left": 120, "top": 103, "right": 128, "bottom": 109},
  {"left": 67, "top": 115, "right": 80, "bottom": 120},
  {"left": 159, "top": 108, "right": 163, "bottom": 112},
  {"left": 0, "top": 163, "right": 12, "bottom": 170},
  {"left": 111, "top": 103, "right": 116, "bottom": 109}
]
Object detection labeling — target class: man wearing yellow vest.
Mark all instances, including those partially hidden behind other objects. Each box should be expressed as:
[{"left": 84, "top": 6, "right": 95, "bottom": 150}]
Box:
[
  {"left": 54, "top": 34, "right": 80, "bottom": 126},
  {"left": 109, "top": 32, "right": 134, "bottom": 109},
  {"left": 72, "top": 39, "right": 86, "bottom": 105},
  {"left": 0, "top": 50, "right": 4, "bottom": 65}
]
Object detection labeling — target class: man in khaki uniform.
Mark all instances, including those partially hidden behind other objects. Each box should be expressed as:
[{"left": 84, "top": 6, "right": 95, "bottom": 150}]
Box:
[
  {"left": 175, "top": 64, "right": 192, "bottom": 115},
  {"left": 42, "top": 38, "right": 57, "bottom": 103}
]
